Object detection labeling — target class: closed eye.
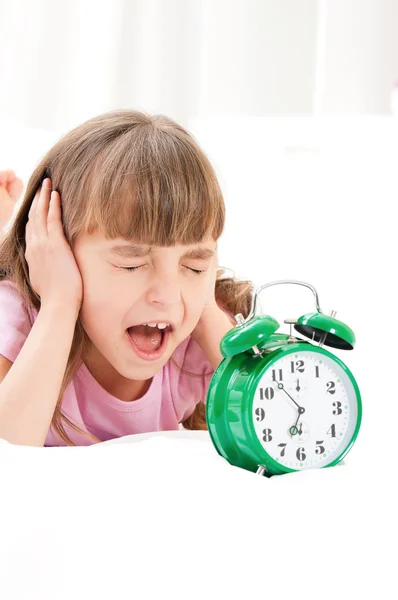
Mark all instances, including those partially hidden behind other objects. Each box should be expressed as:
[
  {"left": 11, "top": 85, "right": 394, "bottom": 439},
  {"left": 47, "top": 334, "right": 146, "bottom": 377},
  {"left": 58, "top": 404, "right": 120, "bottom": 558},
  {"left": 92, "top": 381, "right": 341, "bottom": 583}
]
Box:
[
  {"left": 119, "top": 265, "right": 143, "bottom": 272},
  {"left": 188, "top": 268, "right": 206, "bottom": 275},
  {"left": 118, "top": 266, "right": 206, "bottom": 275}
]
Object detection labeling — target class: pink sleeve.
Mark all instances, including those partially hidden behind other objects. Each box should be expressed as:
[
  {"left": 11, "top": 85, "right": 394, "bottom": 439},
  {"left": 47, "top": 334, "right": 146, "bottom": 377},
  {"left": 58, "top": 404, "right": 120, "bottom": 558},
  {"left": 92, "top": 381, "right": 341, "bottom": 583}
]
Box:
[{"left": 0, "top": 281, "right": 33, "bottom": 363}]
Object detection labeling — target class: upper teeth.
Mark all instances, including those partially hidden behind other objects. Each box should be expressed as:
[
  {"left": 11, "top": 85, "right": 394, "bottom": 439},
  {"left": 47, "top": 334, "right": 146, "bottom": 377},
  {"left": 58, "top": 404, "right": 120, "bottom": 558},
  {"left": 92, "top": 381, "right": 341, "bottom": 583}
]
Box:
[{"left": 142, "top": 323, "right": 169, "bottom": 329}]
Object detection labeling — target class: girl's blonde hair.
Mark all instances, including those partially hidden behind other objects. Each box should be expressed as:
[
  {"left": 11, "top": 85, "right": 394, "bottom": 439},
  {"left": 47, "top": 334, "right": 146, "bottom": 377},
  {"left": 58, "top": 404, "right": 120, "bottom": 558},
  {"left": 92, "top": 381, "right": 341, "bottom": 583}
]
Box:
[{"left": 0, "top": 110, "right": 254, "bottom": 445}]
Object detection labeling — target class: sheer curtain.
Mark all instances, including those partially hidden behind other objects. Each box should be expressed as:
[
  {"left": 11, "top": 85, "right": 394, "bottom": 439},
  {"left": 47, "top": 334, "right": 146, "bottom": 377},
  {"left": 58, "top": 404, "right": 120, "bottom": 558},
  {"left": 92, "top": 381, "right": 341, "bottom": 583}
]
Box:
[{"left": 1, "top": 0, "right": 398, "bottom": 135}]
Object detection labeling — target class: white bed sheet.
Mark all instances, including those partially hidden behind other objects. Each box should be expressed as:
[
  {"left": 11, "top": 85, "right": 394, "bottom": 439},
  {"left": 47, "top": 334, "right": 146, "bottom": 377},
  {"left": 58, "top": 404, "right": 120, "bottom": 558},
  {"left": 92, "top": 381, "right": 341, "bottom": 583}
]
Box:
[{"left": 0, "top": 429, "right": 394, "bottom": 600}]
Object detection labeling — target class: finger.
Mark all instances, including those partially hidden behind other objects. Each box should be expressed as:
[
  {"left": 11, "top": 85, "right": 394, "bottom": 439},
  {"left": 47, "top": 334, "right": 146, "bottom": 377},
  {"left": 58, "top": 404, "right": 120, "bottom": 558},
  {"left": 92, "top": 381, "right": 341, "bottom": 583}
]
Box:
[
  {"left": 26, "top": 183, "right": 44, "bottom": 250},
  {"left": 28, "top": 188, "right": 41, "bottom": 221},
  {"left": 24, "top": 221, "right": 31, "bottom": 251},
  {"left": 35, "top": 178, "right": 52, "bottom": 236},
  {"left": 26, "top": 192, "right": 38, "bottom": 244},
  {"left": 47, "top": 191, "right": 65, "bottom": 237},
  {"left": 25, "top": 213, "right": 32, "bottom": 248}
]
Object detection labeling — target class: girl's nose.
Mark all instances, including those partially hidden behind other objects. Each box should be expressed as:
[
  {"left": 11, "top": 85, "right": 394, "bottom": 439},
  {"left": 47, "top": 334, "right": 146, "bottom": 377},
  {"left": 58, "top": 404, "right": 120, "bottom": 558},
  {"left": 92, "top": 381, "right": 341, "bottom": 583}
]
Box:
[{"left": 146, "top": 274, "right": 182, "bottom": 306}]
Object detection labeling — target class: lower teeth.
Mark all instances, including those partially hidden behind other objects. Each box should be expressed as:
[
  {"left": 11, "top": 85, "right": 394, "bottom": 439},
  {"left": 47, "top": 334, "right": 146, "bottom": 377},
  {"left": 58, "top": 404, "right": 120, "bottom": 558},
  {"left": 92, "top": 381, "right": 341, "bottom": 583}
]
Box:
[
  {"left": 128, "top": 327, "right": 164, "bottom": 353},
  {"left": 131, "top": 336, "right": 160, "bottom": 348}
]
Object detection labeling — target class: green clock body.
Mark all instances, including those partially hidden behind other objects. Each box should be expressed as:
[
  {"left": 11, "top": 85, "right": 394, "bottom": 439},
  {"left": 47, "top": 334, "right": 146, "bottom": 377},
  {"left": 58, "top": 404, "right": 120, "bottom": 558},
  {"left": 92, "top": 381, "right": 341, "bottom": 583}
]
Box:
[{"left": 206, "top": 341, "right": 362, "bottom": 477}]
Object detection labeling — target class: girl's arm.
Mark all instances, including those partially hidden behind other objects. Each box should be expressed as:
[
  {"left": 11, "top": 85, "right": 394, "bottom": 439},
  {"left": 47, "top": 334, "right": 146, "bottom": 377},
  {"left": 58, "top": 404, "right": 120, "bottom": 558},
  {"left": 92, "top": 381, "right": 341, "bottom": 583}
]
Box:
[{"left": 0, "top": 302, "right": 79, "bottom": 446}]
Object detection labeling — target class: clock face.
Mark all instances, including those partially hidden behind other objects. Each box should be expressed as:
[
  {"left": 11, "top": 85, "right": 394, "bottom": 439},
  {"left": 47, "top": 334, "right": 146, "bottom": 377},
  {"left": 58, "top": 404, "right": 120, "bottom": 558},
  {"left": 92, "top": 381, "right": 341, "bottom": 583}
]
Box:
[{"left": 251, "top": 349, "right": 359, "bottom": 470}]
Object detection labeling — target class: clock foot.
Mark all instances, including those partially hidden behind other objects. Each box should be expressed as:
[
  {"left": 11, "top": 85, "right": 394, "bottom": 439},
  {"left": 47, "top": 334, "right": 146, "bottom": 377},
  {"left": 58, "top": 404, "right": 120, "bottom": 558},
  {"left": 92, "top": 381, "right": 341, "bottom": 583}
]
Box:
[{"left": 256, "top": 465, "right": 268, "bottom": 476}]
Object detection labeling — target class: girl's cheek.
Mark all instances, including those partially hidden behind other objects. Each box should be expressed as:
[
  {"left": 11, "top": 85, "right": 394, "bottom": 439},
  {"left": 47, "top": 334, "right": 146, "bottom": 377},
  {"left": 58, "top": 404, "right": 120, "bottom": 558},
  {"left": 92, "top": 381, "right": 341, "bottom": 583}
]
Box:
[{"left": 188, "top": 285, "right": 206, "bottom": 306}]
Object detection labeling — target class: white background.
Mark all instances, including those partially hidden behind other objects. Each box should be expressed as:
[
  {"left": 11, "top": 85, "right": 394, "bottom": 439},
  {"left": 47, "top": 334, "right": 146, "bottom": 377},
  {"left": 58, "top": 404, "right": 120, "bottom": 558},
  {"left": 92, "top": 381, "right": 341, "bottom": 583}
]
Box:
[
  {"left": 0, "top": 1, "right": 397, "bottom": 598},
  {"left": 2, "top": 0, "right": 398, "bottom": 130}
]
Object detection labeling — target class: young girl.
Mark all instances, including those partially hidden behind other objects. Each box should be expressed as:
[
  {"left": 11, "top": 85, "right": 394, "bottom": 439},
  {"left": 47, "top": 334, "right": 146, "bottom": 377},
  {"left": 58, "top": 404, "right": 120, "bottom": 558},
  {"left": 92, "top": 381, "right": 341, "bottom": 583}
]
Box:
[{"left": 0, "top": 110, "right": 253, "bottom": 447}]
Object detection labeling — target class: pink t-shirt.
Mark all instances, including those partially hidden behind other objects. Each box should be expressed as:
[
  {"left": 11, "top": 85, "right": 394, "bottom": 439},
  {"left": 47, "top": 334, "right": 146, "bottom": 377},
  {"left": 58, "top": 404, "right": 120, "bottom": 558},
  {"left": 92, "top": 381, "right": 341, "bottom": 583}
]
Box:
[{"left": 0, "top": 280, "right": 216, "bottom": 446}]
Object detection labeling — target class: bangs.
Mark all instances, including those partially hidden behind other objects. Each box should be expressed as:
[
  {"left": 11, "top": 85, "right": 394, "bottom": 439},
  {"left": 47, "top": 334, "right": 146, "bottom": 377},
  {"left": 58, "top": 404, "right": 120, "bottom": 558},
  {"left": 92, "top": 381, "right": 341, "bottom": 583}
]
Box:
[{"left": 78, "top": 127, "right": 225, "bottom": 246}]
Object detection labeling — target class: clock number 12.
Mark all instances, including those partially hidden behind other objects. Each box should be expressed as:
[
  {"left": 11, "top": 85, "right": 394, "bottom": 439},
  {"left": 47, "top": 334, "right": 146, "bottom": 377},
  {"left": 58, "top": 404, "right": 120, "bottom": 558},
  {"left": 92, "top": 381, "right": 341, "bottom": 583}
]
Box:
[{"left": 291, "top": 360, "right": 305, "bottom": 374}]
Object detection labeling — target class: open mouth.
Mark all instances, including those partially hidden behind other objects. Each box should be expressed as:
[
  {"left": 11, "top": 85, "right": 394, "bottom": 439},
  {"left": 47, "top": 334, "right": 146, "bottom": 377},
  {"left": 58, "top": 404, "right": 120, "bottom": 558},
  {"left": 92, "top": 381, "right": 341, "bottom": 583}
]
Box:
[{"left": 126, "top": 324, "right": 173, "bottom": 360}]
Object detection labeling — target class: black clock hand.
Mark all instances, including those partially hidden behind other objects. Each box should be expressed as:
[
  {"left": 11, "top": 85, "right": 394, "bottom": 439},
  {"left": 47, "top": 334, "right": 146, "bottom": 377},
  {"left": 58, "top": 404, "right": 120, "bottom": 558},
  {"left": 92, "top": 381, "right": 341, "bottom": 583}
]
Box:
[
  {"left": 276, "top": 382, "right": 303, "bottom": 411},
  {"left": 276, "top": 381, "right": 306, "bottom": 437},
  {"left": 289, "top": 412, "right": 300, "bottom": 436},
  {"left": 289, "top": 408, "right": 305, "bottom": 436},
  {"left": 296, "top": 378, "right": 301, "bottom": 392}
]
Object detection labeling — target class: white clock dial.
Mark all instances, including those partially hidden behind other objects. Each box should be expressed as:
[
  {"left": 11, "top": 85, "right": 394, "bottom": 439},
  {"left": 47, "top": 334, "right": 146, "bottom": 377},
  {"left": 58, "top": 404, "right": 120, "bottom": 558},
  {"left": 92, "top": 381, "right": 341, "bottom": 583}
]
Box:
[
  {"left": 252, "top": 349, "right": 359, "bottom": 470},
  {"left": 285, "top": 376, "right": 308, "bottom": 401}
]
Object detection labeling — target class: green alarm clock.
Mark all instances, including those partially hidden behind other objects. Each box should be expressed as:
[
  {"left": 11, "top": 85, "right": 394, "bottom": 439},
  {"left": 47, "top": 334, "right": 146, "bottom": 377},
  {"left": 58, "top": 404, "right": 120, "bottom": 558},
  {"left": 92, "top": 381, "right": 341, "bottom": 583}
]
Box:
[{"left": 206, "top": 280, "right": 362, "bottom": 477}]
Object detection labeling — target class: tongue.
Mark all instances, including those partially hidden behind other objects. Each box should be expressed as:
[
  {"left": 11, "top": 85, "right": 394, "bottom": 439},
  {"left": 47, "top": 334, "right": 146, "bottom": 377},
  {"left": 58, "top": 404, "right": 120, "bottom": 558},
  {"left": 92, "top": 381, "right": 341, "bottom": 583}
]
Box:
[{"left": 128, "top": 325, "right": 162, "bottom": 352}]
